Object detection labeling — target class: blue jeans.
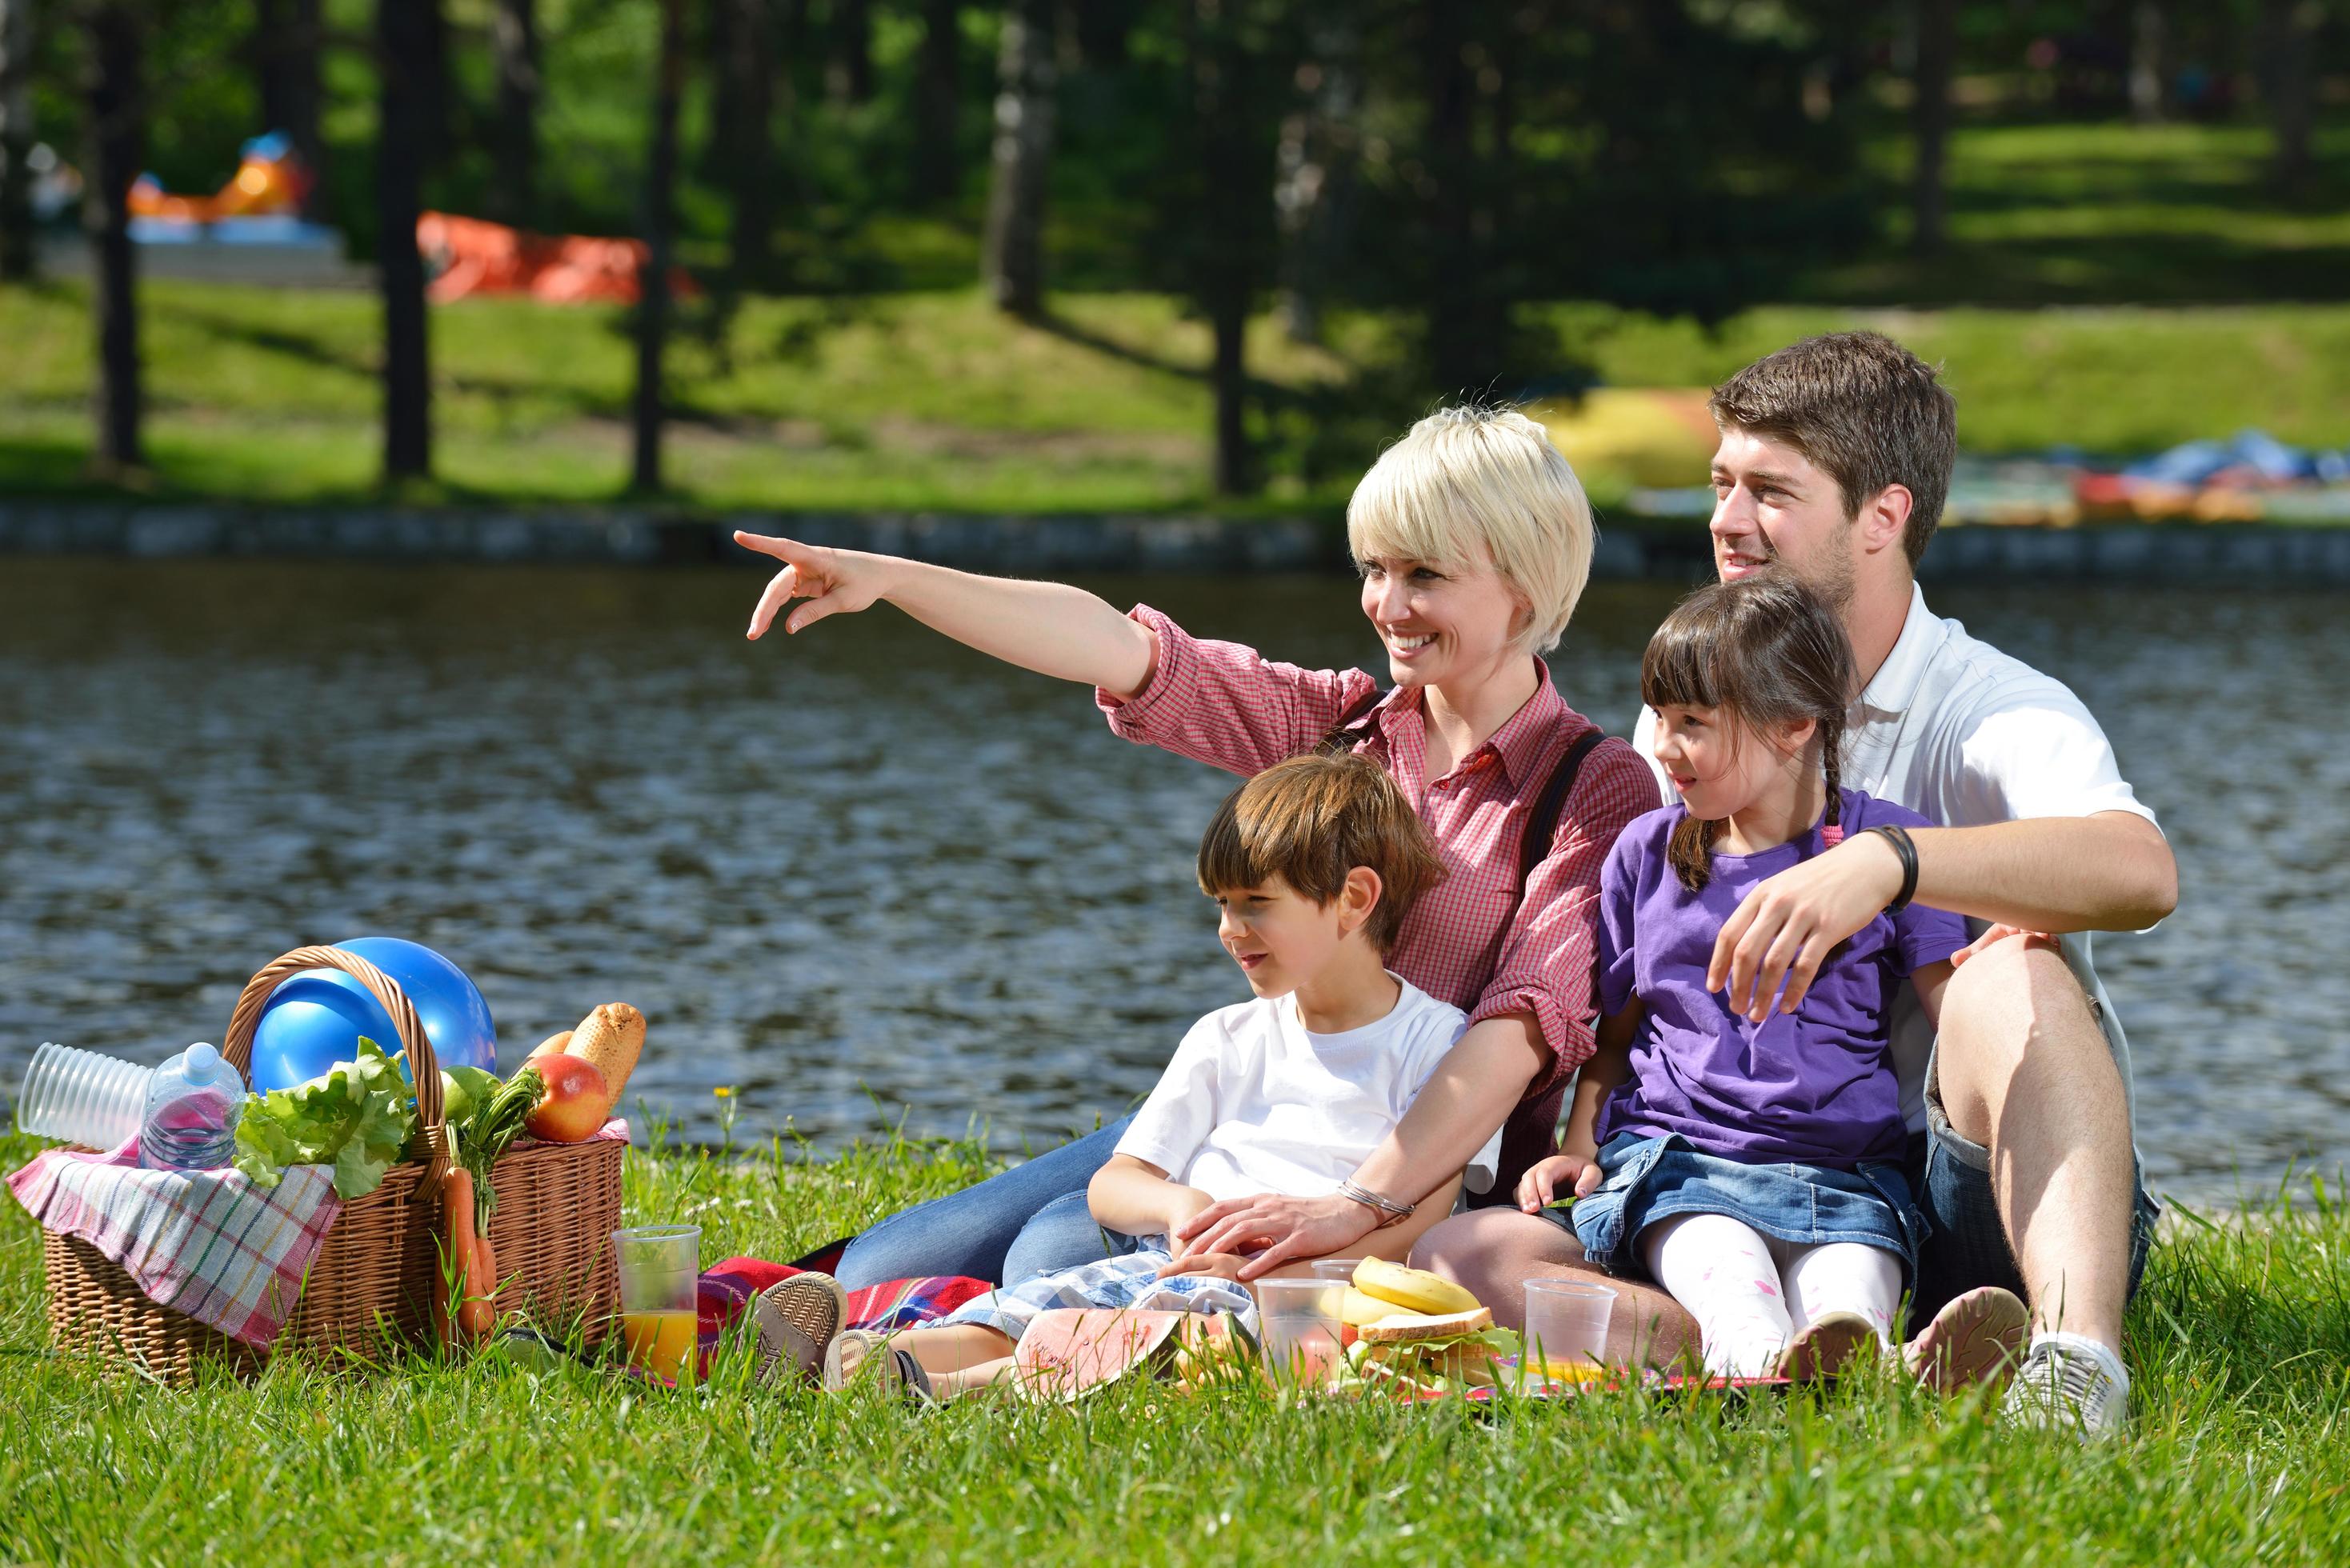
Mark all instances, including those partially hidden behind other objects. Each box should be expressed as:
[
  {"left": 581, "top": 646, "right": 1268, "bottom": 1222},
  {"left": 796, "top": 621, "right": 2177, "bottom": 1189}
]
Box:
[{"left": 833, "top": 1114, "right": 1137, "bottom": 1290}]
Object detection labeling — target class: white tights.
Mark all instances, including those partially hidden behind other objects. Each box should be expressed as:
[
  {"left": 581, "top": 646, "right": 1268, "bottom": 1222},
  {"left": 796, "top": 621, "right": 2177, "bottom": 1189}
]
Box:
[{"left": 1642, "top": 1212, "right": 1903, "bottom": 1378}]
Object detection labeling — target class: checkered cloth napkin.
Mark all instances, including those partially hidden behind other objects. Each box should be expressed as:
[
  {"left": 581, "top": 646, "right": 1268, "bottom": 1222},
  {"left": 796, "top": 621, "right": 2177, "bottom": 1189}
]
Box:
[{"left": 9, "top": 1139, "right": 342, "bottom": 1348}]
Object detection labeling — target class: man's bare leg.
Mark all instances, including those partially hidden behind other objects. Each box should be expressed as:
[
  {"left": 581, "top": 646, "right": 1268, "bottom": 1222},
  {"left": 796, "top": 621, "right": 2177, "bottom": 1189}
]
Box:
[
  {"left": 1410, "top": 1208, "right": 1699, "bottom": 1368},
  {"left": 1933, "top": 934, "right": 2136, "bottom": 1350}
]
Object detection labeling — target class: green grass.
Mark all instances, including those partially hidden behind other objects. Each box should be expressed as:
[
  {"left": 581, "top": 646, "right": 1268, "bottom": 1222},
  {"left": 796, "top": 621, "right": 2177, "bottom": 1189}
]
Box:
[
  {"left": 1566, "top": 301, "right": 2350, "bottom": 456},
  {"left": 9, "top": 277, "right": 2350, "bottom": 513},
  {"left": 1813, "top": 119, "right": 2350, "bottom": 306},
  {"left": 4, "top": 1126, "right": 2347, "bottom": 1564}
]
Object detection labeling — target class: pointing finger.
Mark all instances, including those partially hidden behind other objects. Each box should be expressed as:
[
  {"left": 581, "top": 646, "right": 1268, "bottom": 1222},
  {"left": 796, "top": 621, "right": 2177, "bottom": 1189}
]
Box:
[{"left": 747, "top": 565, "right": 801, "bottom": 639}]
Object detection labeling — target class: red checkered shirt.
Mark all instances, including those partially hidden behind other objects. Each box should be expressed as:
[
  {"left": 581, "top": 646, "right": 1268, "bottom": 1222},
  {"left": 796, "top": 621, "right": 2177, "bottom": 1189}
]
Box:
[{"left": 1096, "top": 605, "right": 1660, "bottom": 1192}]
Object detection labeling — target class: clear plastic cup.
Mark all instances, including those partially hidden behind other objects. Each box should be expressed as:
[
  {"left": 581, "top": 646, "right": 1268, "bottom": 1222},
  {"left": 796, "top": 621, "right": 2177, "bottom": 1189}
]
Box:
[
  {"left": 613, "top": 1223, "right": 701, "bottom": 1382},
  {"left": 1523, "top": 1278, "right": 1616, "bottom": 1382},
  {"left": 15, "top": 1042, "right": 155, "bottom": 1151},
  {"left": 1254, "top": 1276, "right": 1347, "bottom": 1389},
  {"left": 1307, "top": 1258, "right": 1366, "bottom": 1283}
]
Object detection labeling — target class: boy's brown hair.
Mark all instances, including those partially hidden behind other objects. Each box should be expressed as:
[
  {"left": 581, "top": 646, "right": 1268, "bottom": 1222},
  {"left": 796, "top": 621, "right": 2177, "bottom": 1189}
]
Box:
[
  {"left": 1707, "top": 330, "right": 1958, "bottom": 567},
  {"left": 1195, "top": 753, "right": 1446, "bottom": 953}
]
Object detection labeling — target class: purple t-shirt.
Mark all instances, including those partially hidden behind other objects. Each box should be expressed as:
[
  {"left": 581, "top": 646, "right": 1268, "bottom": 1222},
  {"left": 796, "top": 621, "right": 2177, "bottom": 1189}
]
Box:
[{"left": 1595, "top": 790, "right": 1970, "bottom": 1167}]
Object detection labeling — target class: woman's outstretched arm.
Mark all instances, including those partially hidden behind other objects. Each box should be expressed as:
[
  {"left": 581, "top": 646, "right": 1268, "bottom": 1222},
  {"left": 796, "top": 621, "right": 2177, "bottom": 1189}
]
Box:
[{"left": 736, "top": 532, "right": 1158, "bottom": 698}]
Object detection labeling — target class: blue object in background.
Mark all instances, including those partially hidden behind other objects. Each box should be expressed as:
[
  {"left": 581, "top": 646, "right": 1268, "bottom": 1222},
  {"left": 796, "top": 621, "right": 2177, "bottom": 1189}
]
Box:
[{"left": 247, "top": 936, "right": 498, "bottom": 1093}]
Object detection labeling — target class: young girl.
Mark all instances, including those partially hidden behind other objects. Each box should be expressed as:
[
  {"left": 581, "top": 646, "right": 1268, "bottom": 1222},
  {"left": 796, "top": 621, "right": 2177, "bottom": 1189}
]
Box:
[
  {"left": 816, "top": 753, "right": 1501, "bottom": 1398},
  {"left": 1518, "top": 574, "right": 2011, "bottom": 1379}
]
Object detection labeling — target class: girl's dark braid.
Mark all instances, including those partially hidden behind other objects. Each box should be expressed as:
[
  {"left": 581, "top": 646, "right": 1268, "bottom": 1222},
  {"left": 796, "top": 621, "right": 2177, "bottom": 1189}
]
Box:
[{"left": 1819, "top": 710, "right": 1845, "bottom": 834}]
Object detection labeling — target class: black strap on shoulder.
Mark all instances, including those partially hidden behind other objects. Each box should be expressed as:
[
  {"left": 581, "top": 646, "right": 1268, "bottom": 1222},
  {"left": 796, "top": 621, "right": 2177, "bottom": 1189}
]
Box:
[
  {"left": 1315, "top": 683, "right": 1388, "bottom": 754},
  {"left": 1516, "top": 728, "right": 1608, "bottom": 890}
]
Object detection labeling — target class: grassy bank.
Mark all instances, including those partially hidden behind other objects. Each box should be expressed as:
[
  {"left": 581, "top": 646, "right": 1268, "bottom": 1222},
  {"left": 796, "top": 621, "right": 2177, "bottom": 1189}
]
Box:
[
  {"left": 3, "top": 1128, "right": 2347, "bottom": 1564},
  {"left": 8, "top": 279, "right": 2350, "bottom": 514}
]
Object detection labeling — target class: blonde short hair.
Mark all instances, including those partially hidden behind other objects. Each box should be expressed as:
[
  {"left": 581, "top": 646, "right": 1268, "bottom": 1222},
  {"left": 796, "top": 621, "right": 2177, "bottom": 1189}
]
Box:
[{"left": 1345, "top": 406, "right": 1595, "bottom": 658}]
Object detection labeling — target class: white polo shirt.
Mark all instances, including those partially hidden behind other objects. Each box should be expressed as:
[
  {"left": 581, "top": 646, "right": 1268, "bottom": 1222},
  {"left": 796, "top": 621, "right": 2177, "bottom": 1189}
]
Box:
[{"left": 1631, "top": 582, "right": 2160, "bottom": 1133}]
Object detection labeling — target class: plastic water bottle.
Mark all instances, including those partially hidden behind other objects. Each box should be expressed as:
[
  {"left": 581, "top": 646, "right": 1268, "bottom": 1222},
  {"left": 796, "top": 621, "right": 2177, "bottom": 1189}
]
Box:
[{"left": 138, "top": 1044, "right": 246, "bottom": 1173}]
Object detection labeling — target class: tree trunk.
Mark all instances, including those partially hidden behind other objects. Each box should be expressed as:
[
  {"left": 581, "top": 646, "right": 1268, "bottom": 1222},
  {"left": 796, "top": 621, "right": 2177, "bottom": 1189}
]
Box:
[
  {"left": 1419, "top": 2, "right": 1513, "bottom": 394},
  {"left": 83, "top": 0, "right": 141, "bottom": 469},
  {"left": 911, "top": 0, "right": 960, "bottom": 204},
  {"left": 0, "top": 0, "right": 36, "bottom": 282},
  {"left": 1073, "top": 0, "right": 1137, "bottom": 69},
  {"left": 1273, "top": 14, "right": 1359, "bottom": 345},
  {"left": 717, "top": 0, "right": 773, "bottom": 282},
  {"left": 1190, "top": 0, "right": 1256, "bottom": 495},
  {"left": 2259, "top": 0, "right": 2319, "bottom": 190},
  {"left": 489, "top": 0, "right": 538, "bottom": 228},
  {"left": 2128, "top": 2, "right": 2166, "bottom": 124},
  {"left": 1909, "top": 0, "right": 1956, "bottom": 257},
  {"left": 632, "top": 0, "right": 685, "bottom": 494},
  {"left": 981, "top": 0, "right": 1054, "bottom": 316},
  {"left": 253, "top": 0, "right": 326, "bottom": 220},
  {"left": 828, "top": 0, "right": 872, "bottom": 103},
  {"left": 378, "top": 0, "right": 433, "bottom": 481}
]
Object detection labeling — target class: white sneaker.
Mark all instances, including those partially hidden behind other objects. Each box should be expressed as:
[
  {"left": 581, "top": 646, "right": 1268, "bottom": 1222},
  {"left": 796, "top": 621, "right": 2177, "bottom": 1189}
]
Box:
[{"left": 2000, "top": 1335, "right": 2128, "bottom": 1438}]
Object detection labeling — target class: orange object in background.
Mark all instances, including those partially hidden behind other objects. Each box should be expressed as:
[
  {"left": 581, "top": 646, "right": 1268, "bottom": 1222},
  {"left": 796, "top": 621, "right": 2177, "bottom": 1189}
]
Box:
[
  {"left": 418, "top": 211, "right": 700, "bottom": 306},
  {"left": 129, "top": 131, "right": 310, "bottom": 224}
]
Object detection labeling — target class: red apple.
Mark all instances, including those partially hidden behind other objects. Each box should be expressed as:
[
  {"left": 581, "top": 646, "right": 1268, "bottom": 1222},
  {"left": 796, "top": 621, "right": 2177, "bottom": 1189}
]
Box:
[{"left": 525, "top": 1054, "right": 610, "bottom": 1143}]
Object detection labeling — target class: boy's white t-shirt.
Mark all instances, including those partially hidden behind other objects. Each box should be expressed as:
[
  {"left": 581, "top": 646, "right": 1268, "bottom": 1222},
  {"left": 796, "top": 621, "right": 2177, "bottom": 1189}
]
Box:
[{"left": 1115, "top": 978, "right": 1499, "bottom": 1206}]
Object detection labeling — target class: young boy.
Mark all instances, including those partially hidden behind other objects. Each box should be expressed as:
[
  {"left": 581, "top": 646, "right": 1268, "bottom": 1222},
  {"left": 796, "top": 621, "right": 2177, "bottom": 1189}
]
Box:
[{"left": 815, "top": 752, "right": 1501, "bottom": 1398}]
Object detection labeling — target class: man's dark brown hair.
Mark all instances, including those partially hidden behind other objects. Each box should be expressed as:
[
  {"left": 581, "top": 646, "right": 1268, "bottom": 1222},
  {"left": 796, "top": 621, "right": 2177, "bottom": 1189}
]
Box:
[
  {"left": 1708, "top": 331, "right": 1959, "bottom": 566},
  {"left": 1196, "top": 752, "right": 1446, "bottom": 954}
]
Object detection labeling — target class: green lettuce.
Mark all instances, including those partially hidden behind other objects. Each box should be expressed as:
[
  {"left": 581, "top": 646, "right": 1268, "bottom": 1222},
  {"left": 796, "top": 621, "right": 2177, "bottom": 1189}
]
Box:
[{"left": 231, "top": 1037, "right": 419, "bottom": 1199}]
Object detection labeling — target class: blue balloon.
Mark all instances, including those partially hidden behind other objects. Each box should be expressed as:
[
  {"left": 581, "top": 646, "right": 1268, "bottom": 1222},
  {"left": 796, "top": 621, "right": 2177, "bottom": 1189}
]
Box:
[{"left": 248, "top": 937, "right": 498, "bottom": 1094}]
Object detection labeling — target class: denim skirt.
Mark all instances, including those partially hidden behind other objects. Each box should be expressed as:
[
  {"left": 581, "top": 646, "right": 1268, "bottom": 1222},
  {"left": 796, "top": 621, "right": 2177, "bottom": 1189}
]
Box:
[{"left": 1564, "top": 1131, "right": 1927, "bottom": 1282}]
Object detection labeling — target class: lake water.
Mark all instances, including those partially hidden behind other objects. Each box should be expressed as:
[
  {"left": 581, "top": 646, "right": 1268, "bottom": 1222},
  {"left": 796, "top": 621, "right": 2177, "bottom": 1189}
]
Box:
[{"left": 2, "top": 557, "right": 2342, "bottom": 1206}]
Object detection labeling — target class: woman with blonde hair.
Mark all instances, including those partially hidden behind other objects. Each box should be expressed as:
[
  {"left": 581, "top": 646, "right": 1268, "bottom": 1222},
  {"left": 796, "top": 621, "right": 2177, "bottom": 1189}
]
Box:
[{"left": 739, "top": 407, "right": 1687, "bottom": 1353}]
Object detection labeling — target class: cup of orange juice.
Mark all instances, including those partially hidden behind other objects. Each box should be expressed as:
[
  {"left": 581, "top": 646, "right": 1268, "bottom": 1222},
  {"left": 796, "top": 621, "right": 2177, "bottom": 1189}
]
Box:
[{"left": 613, "top": 1223, "right": 701, "bottom": 1382}]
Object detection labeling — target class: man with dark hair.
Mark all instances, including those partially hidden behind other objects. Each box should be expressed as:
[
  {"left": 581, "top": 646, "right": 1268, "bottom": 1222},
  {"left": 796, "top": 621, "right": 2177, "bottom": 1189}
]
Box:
[{"left": 1629, "top": 330, "right": 2175, "bottom": 1437}]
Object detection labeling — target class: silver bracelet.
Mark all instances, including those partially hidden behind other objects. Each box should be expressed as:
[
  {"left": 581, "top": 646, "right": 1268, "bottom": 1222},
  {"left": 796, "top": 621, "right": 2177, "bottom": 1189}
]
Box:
[{"left": 1337, "top": 1179, "right": 1417, "bottom": 1230}]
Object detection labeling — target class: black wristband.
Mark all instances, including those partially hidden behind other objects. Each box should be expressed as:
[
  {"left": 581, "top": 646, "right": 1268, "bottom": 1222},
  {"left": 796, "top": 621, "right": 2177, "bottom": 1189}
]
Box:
[{"left": 1864, "top": 823, "right": 1920, "bottom": 914}]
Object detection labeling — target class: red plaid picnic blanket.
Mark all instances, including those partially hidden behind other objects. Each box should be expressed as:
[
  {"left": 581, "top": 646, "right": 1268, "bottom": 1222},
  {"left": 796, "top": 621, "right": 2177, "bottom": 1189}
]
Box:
[{"left": 9, "top": 1139, "right": 342, "bottom": 1348}]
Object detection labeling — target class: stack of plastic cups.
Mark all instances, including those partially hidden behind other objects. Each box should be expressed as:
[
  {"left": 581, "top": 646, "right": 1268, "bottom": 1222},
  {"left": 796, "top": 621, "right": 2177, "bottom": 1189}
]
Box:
[{"left": 15, "top": 1042, "right": 155, "bottom": 1151}]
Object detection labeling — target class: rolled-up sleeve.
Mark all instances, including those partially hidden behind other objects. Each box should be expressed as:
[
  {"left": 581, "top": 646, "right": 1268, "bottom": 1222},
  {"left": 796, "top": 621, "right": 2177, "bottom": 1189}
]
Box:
[
  {"left": 1467, "top": 741, "right": 1659, "bottom": 1100},
  {"left": 1096, "top": 605, "right": 1379, "bottom": 780}
]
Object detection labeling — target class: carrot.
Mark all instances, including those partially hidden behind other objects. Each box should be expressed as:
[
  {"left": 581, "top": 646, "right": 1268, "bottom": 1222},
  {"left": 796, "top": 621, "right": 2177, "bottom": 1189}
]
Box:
[
  {"left": 462, "top": 1230, "right": 498, "bottom": 1340},
  {"left": 437, "top": 1168, "right": 497, "bottom": 1347}
]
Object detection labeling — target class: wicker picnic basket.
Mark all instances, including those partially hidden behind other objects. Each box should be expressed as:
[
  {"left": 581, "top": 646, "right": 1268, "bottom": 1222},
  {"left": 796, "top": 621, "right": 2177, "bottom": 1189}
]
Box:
[{"left": 42, "top": 945, "right": 624, "bottom": 1383}]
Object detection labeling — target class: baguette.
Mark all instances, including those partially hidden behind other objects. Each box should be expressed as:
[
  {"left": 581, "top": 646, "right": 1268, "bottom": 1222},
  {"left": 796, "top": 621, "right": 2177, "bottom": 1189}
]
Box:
[
  {"left": 526, "top": 1030, "right": 573, "bottom": 1062},
  {"left": 564, "top": 1003, "right": 646, "bottom": 1102}
]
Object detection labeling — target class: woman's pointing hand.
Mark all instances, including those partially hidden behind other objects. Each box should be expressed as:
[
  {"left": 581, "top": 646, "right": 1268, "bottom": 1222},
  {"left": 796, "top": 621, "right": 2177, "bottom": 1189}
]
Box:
[{"left": 736, "top": 531, "right": 891, "bottom": 639}]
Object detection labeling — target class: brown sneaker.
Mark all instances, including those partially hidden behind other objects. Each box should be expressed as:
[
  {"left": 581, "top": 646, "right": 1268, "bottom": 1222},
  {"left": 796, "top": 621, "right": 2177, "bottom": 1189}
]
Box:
[
  {"left": 1776, "top": 1310, "right": 1880, "bottom": 1383},
  {"left": 1903, "top": 1286, "right": 2029, "bottom": 1393},
  {"left": 750, "top": 1271, "right": 847, "bottom": 1387}
]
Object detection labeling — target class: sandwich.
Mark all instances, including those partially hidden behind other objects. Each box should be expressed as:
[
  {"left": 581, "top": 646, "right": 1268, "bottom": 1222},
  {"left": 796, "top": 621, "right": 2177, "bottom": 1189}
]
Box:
[{"left": 1338, "top": 1258, "right": 1521, "bottom": 1395}]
